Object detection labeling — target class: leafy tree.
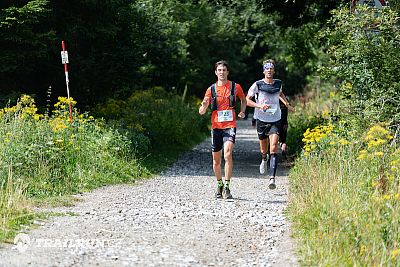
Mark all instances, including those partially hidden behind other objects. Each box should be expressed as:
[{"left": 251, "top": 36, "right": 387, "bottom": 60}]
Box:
[
  {"left": 0, "top": 0, "right": 55, "bottom": 101},
  {"left": 0, "top": 0, "right": 349, "bottom": 108},
  {"left": 48, "top": 0, "right": 146, "bottom": 104},
  {"left": 320, "top": 6, "right": 400, "bottom": 124}
]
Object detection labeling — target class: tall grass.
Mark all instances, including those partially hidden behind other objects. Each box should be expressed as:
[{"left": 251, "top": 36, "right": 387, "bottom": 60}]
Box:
[{"left": 288, "top": 89, "right": 400, "bottom": 265}]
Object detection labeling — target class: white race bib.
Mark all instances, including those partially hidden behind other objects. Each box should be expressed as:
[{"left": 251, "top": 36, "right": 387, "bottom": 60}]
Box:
[
  {"left": 217, "top": 110, "right": 233, "bottom": 122},
  {"left": 262, "top": 104, "right": 277, "bottom": 115}
]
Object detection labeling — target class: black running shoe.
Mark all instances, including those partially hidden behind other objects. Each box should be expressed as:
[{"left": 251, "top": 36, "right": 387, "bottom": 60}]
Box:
[
  {"left": 224, "top": 187, "right": 233, "bottom": 199},
  {"left": 215, "top": 185, "right": 223, "bottom": 199}
]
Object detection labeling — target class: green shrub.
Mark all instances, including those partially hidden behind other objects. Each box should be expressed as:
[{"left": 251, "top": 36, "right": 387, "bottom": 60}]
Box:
[
  {"left": 320, "top": 6, "right": 400, "bottom": 123},
  {"left": 0, "top": 96, "right": 148, "bottom": 197},
  {"left": 95, "top": 87, "right": 209, "bottom": 152},
  {"left": 0, "top": 95, "right": 150, "bottom": 240}
]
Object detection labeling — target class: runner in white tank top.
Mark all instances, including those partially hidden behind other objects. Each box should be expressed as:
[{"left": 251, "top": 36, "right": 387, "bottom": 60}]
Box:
[{"left": 246, "top": 59, "right": 294, "bottom": 189}]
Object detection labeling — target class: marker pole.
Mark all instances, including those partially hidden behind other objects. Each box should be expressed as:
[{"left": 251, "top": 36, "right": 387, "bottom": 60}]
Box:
[{"left": 61, "top": 40, "right": 73, "bottom": 122}]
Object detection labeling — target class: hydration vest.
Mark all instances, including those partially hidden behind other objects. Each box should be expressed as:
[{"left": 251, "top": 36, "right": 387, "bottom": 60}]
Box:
[
  {"left": 255, "top": 79, "right": 282, "bottom": 101},
  {"left": 210, "top": 81, "right": 236, "bottom": 111}
]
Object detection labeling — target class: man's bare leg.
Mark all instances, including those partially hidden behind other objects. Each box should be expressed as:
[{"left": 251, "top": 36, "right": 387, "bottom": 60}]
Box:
[{"left": 223, "top": 141, "right": 234, "bottom": 199}]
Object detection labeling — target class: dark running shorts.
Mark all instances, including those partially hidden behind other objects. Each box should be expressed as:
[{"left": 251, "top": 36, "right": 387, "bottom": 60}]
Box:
[
  {"left": 256, "top": 119, "right": 281, "bottom": 140},
  {"left": 211, "top": 128, "right": 236, "bottom": 152}
]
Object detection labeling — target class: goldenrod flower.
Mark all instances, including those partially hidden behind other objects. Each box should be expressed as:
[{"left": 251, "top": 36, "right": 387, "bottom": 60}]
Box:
[
  {"left": 338, "top": 138, "right": 350, "bottom": 145},
  {"left": 365, "top": 125, "right": 393, "bottom": 149},
  {"left": 357, "top": 150, "right": 369, "bottom": 160}
]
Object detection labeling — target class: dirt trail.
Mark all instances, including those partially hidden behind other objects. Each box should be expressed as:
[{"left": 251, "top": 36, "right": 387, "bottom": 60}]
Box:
[{"left": 0, "top": 119, "right": 298, "bottom": 267}]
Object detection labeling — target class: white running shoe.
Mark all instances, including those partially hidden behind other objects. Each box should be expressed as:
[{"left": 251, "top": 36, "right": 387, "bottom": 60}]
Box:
[
  {"left": 269, "top": 177, "right": 276, "bottom": 189},
  {"left": 259, "top": 159, "right": 267, "bottom": 174}
]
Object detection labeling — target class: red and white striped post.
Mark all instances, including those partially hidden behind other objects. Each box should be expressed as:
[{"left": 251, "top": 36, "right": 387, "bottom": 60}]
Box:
[{"left": 61, "top": 40, "right": 73, "bottom": 122}]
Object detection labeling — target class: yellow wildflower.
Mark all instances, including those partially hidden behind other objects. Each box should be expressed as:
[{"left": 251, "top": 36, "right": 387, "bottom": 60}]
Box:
[
  {"left": 338, "top": 138, "right": 350, "bottom": 145},
  {"left": 383, "top": 194, "right": 391, "bottom": 200},
  {"left": 357, "top": 150, "right": 368, "bottom": 160},
  {"left": 360, "top": 245, "right": 365, "bottom": 256},
  {"left": 50, "top": 118, "right": 68, "bottom": 132},
  {"left": 367, "top": 138, "right": 386, "bottom": 148},
  {"left": 392, "top": 249, "right": 400, "bottom": 259},
  {"left": 365, "top": 125, "right": 393, "bottom": 148}
]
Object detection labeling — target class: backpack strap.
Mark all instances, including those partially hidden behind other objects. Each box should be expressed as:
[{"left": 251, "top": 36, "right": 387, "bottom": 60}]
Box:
[
  {"left": 255, "top": 80, "right": 264, "bottom": 101},
  {"left": 211, "top": 82, "right": 236, "bottom": 111},
  {"left": 210, "top": 83, "right": 218, "bottom": 111},
  {"left": 229, "top": 81, "right": 236, "bottom": 108}
]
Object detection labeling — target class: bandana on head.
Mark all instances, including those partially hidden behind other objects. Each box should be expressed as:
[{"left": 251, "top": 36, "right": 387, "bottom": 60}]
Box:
[{"left": 263, "top": 62, "right": 275, "bottom": 71}]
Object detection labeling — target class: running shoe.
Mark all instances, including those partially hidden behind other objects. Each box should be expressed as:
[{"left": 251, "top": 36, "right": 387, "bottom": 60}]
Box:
[
  {"left": 215, "top": 185, "right": 224, "bottom": 199},
  {"left": 260, "top": 159, "right": 268, "bottom": 174},
  {"left": 268, "top": 177, "right": 276, "bottom": 189},
  {"left": 224, "top": 187, "right": 233, "bottom": 199}
]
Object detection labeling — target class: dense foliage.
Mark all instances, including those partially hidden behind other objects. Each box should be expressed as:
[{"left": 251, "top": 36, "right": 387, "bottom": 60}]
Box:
[
  {"left": 0, "top": 95, "right": 148, "bottom": 241},
  {"left": 95, "top": 87, "right": 209, "bottom": 152},
  {"left": 321, "top": 5, "right": 400, "bottom": 124},
  {"left": 0, "top": 0, "right": 343, "bottom": 108},
  {"left": 0, "top": 96, "right": 147, "bottom": 197}
]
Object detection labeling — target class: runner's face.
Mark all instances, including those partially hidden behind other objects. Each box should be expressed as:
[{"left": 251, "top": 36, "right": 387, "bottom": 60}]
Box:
[
  {"left": 264, "top": 67, "right": 274, "bottom": 79},
  {"left": 215, "top": 65, "right": 228, "bottom": 82}
]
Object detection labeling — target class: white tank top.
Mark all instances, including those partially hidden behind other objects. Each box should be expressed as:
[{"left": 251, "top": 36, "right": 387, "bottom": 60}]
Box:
[{"left": 248, "top": 79, "right": 282, "bottom": 123}]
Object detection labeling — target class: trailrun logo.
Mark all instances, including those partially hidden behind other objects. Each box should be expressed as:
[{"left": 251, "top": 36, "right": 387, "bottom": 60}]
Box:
[{"left": 13, "top": 233, "right": 122, "bottom": 253}]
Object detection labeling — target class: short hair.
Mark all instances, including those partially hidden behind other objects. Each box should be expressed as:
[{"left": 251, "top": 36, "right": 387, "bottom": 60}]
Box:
[
  {"left": 215, "top": 60, "right": 229, "bottom": 71},
  {"left": 262, "top": 59, "right": 275, "bottom": 66}
]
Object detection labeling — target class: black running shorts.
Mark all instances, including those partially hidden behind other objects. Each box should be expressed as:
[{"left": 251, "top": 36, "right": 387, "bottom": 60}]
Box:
[
  {"left": 256, "top": 119, "right": 280, "bottom": 140},
  {"left": 211, "top": 128, "right": 236, "bottom": 152}
]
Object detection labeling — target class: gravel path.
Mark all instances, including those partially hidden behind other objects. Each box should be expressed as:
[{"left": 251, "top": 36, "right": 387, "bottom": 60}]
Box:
[{"left": 0, "top": 120, "right": 298, "bottom": 267}]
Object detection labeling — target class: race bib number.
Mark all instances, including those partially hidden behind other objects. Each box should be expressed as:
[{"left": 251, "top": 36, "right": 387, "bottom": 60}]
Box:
[
  {"left": 262, "top": 104, "right": 278, "bottom": 115},
  {"left": 217, "top": 110, "right": 233, "bottom": 122}
]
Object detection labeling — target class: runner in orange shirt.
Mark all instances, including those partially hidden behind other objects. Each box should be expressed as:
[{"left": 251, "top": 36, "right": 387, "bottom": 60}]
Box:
[{"left": 199, "top": 60, "right": 247, "bottom": 199}]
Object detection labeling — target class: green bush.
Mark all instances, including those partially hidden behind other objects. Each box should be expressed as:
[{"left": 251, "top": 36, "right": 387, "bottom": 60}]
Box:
[
  {"left": 0, "top": 95, "right": 148, "bottom": 197},
  {"left": 320, "top": 6, "right": 400, "bottom": 124},
  {"left": 0, "top": 95, "right": 151, "bottom": 241},
  {"left": 95, "top": 87, "right": 209, "bottom": 152}
]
